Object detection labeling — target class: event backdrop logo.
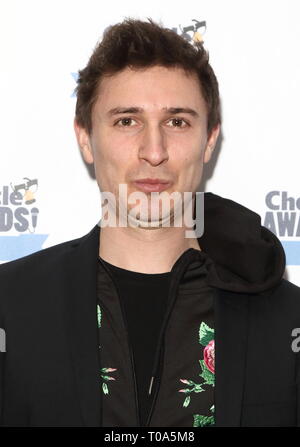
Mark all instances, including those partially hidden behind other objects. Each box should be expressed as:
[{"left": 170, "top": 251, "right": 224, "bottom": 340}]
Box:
[
  {"left": 170, "top": 19, "right": 206, "bottom": 44},
  {"left": 264, "top": 191, "right": 300, "bottom": 265},
  {"left": 0, "top": 178, "right": 48, "bottom": 262}
]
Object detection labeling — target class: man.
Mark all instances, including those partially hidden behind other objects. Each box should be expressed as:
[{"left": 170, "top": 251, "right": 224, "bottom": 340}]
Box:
[{"left": 0, "top": 17, "right": 300, "bottom": 428}]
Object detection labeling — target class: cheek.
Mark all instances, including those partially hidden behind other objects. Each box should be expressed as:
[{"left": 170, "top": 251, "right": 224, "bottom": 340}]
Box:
[
  {"left": 94, "top": 145, "right": 133, "bottom": 194},
  {"left": 177, "top": 148, "right": 204, "bottom": 191},
  {"left": 97, "top": 131, "right": 133, "bottom": 165},
  {"left": 91, "top": 132, "right": 120, "bottom": 168}
]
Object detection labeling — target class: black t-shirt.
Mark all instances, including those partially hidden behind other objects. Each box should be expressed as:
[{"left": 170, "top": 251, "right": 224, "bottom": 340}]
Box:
[{"left": 99, "top": 257, "right": 171, "bottom": 427}]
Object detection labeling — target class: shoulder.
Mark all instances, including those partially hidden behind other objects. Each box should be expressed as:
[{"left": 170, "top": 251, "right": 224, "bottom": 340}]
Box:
[
  {"left": 258, "top": 278, "right": 300, "bottom": 317},
  {"left": 0, "top": 232, "right": 83, "bottom": 278},
  {"left": 0, "top": 230, "right": 90, "bottom": 318},
  {"left": 273, "top": 278, "right": 300, "bottom": 298},
  {"left": 0, "top": 223, "right": 99, "bottom": 313}
]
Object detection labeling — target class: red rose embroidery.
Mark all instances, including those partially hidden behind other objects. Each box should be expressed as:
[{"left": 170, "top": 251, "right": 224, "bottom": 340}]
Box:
[{"left": 203, "top": 339, "right": 215, "bottom": 373}]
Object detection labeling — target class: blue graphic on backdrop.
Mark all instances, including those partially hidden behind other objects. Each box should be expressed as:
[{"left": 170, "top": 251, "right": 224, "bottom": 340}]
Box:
[
  {"left": 0, "top": 233, "right": 48, "bottom": 261},
  {"left": 264, "top": 191, "right": 300, "bottom": 265},
  {"left": 71, "top": 72, "right": 79, "bottom": 97},
  {"left": 0, "top": 179, "right": 48, "bottom": 262},
  {"left": 281, "top": 241, "right": 300, "bottom": 265}
]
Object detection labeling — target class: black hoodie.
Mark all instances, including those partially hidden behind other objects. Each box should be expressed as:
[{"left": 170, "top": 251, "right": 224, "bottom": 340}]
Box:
[
  {"left": 198, "top": 192, "right": 286, "bottom": 293},
  {"left": 95, "top": 191, "right": 288, "bottom": 427}
]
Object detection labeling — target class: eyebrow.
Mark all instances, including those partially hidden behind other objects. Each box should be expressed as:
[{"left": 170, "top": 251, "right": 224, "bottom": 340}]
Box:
[{"left": 107, "top": 106, "right": 199, "bottom": 118}]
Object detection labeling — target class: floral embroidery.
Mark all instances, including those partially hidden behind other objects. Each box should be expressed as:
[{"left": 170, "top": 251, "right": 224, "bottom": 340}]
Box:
[
  {"left": 97, "top": 303, "right": 117, "bottom": 394},
  {"left": 204, "top": 340, "right": 214, "bottom": 373},
  {"left": 178, "top": 321, "right": 215, "bottom": 427},
  {"left": 101, "top": 367, "right": 117, "bottom": 395}
]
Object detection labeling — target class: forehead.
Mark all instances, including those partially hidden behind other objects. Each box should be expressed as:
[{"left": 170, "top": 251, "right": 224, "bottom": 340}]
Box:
[{"left": 93, "top": 65, "right": 205, "bottom": 113}]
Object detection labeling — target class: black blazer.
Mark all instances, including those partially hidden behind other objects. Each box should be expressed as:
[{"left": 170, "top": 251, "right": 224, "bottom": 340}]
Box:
[{"left": 0, "top": 223, "right": 300, "bottom": 427}]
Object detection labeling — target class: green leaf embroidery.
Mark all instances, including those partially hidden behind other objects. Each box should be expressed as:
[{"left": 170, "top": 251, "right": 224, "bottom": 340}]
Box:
[
  {"left": 199, "top": 321, "right": 214, "bottom": 346},
  {"left": 193, "top": 384, "right": 205, "bottom": 393},
  {"left": 97, "top": 304, "right": 102, "bottom": 328},
  {"left": 199, "top": 359, "right": 215, "bottom": 386},
  {"left": 102, "top": 383, "right": 108, "bottom": 395},
  {"left": 183, "top": 396, "right": 191, "bottom": 408},
  {"left": 193, "top": 403, "right": 215, "bottom": 427},
  {"left": 193, "top": 414, "right": 215, "bottom": 427}
]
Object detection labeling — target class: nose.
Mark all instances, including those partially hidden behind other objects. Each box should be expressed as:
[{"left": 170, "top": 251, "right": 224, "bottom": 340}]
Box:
[{"left": 138, "top": 123, "right": 169, "bottom": 166}]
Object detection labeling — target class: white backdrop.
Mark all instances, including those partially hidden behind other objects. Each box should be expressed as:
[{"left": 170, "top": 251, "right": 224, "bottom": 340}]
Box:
[{"left": 0, "top": 0, "right": 299, "bottom": 286}]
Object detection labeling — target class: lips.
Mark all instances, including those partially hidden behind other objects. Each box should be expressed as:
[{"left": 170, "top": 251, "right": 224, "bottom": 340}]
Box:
[{"left": 133, "top": 178, "right": 172, "bottom": 193}]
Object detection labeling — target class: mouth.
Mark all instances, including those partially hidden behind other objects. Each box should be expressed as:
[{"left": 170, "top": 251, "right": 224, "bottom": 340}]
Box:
[{"left": 133, "top": 178, "right": 172, "bottom": 193}]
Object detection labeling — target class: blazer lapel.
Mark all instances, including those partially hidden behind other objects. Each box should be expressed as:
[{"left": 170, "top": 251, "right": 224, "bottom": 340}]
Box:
[
  {"left": 62, "top": 223, "right": 102, "bottom": 426},
  {"left": 214, "top": 288, "right": 249, "bottom": 426}
]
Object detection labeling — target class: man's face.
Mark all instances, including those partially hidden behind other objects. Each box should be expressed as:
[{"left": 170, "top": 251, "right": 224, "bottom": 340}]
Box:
[{"left": 74, "top": 65, "right": 220, "bottom": 226}]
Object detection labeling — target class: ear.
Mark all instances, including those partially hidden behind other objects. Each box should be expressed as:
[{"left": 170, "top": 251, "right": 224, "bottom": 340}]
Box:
[
  {"left": 73, "top": 118, "right": 94, "bottom": 164},
  {"left": 203, "top": 124, "right": 220, "bottom": 164}
]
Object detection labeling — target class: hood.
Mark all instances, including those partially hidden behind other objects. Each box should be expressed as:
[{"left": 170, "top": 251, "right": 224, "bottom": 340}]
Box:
[{"left": 195, "top": 192, "right": 286, "bottom": 294}]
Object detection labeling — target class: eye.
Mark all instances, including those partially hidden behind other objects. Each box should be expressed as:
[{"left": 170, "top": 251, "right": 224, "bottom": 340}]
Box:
[
  {"left": 166, "top": 118, "right": 189, "bottom": 128},
  {"left": 114, "top": 117, "right": 137, "bottom": 127}
]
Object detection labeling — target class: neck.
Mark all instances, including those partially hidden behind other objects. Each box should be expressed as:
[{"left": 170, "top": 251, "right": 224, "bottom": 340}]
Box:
[{"left": 99, "top": 224, "right": 201, "bottom": 274}]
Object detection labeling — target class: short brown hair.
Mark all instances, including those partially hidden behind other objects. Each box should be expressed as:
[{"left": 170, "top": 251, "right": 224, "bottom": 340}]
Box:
[{"left": 74, "top": 17, "right": 221, "bottom": 137}]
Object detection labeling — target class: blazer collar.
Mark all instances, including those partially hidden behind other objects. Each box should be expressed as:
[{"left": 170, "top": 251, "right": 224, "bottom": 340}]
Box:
[{"left": 63, "top": 223, "right": 249, "bottom": 427}]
